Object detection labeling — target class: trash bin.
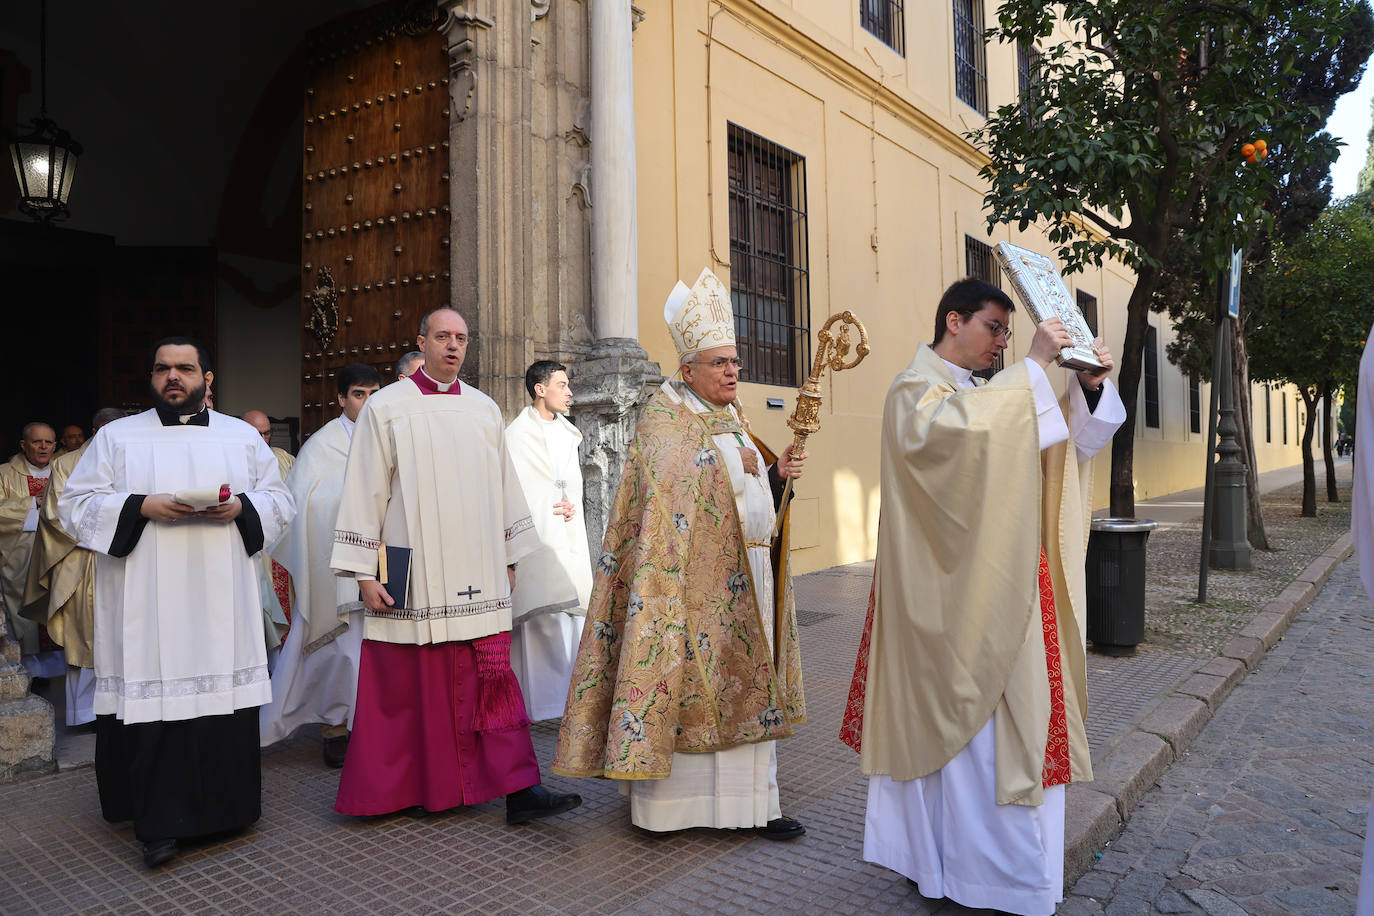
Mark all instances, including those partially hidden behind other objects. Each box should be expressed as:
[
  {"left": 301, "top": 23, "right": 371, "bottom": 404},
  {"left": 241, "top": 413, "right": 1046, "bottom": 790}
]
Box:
[{"left": 1085, "top": 518, "right": 1158, "bottom": 651}]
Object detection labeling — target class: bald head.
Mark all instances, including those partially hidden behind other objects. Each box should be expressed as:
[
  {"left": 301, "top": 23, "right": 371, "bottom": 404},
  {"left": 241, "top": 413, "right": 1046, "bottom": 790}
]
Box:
[
  {"left": 241, "top": 410, "right": 272, "bottom": 444},
  {"left": 416, "top": 309, "right": 469, "bottom": 384},
  {"left": 19, "top": 423, "right": 55, "bottom": 468}
]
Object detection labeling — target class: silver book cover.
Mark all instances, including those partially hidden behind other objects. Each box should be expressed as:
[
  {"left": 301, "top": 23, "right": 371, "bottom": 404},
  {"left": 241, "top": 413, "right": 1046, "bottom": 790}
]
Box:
[{"left": 992, "top": 242, "right": 1105, "bottom": 371}]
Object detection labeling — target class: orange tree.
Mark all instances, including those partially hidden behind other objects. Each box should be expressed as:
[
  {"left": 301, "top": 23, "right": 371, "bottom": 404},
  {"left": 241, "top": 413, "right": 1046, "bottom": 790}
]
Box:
[
  {"left": 1248, "top": 195, "right": 1374, "bottom": 515},
  {"left": 972, "top": 0, "right": 1372, "bottom": 515}
]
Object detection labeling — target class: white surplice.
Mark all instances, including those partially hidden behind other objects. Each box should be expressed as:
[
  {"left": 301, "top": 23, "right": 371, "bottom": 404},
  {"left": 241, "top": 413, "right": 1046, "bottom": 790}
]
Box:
[
  {"left": 260, "top": 416, "right": 365, "bottom": 745},
  {"left": 624, "top": 381, "right": 782, "bottom": 831},
  {"left": 58, "top": 410, "right": 294, "bottom": 724},
  {"left": 864, "top": 360, "right": 1125, "bottom": 916},
  {"left": 330, "top": 377, "right": 541, "bottom": 644},
  {"left": 505, "top": 405, "right": 593, "bottom": 721}
]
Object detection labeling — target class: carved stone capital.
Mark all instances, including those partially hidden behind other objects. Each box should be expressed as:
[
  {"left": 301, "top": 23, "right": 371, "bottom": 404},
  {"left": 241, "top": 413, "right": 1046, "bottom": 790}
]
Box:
[
  {"left": 440, "top": 1, "right": 495, "bottom": 122},
  {"left": 573, "top": 338, "right": 662, "bottom": 548}
]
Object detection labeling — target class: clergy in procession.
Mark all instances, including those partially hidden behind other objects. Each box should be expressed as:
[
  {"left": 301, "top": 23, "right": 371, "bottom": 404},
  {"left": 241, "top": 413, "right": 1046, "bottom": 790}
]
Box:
[
  {"left": 505, "top": 360, "right": 593, "bottom": 722},
  {"left": 57, "top": 424, "right": 86, "bottom": 457},
  {"left": 0, "top": 422, "right": 60, "bottom": 679},
  {"left": 23, "top": 408, "right": 125, "bottom": 725},
  {"left": 839, "top": 278, "right": 1125, "bottom": 915},
  {"left": 554, "top": 268, "right": 808, "bottom": 840},
  {"left": 242, "top": 408, "right": 295, "bottom": 656},
  {"left": 58, "top": 337, "right": 294, "bottom": 868},
  {"left": 394, "top": 350, "right": 423, "bottom": 381},
  {"left": 330, "top": 308, "right": 582, "bottom": 823},
  {"left": 259, "top": 364, "right": 380, "bottom": 768}
]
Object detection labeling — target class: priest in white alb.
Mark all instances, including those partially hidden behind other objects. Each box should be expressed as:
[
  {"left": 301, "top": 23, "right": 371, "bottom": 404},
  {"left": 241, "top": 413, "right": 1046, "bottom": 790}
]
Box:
[
  {"left": 330, "top": 308, "right": 582, "bottom": 824},
  {"left": 58, "top": 337, "right": 294, "bottom": 869},
  {"left": 259, "top": 364, "right": 380, "bottom": 768},
  {"left": 554, "top": 268, "right": 808, "bottom": 840},
  {"left": 840, "top": 278, "right": 1125, "bottom": 915},
  {"left": 505, "top": 359, "right": 593, "bottom": 721}
]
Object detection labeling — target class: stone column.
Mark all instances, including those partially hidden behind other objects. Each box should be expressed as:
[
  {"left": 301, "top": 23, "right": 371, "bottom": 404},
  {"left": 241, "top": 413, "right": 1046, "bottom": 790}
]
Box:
[
  {"left": 575, "top": 0, "right": 661, "bottom": 549},
  {"left": 0, "top": 628, "right": 55, "bottom": 783},
  {"left": 442, "top": 0, "right": 536, "bottom": 411},
  {"left": 588, "top": 0, "right": 638, "bottom": 341}
]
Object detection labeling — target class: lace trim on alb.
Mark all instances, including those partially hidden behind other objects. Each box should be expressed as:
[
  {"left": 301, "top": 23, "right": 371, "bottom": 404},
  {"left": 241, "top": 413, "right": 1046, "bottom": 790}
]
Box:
[
  {"left": 96, "top": 665, "right": 269, "bottom": 701},
  {"left": 334, "top": 529, "right": 382, "bottom": 550},
  {"left": 367, "top": 596, "right": 511, "bottom": 621},
  {"left": 504, "top": 517, "right": 534, "bottom": 541}
]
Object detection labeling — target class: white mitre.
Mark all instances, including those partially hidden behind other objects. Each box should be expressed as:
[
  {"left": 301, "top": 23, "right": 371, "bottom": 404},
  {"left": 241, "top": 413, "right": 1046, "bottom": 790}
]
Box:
[{"left": 664, "top": 267, "right": 736, "bottom": 360}]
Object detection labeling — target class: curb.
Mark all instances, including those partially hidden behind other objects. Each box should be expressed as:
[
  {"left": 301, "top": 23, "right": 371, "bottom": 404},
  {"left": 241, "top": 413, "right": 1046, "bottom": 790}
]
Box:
[{"left": 1062, "top": 531, "right": 1354, "bottom": 885}]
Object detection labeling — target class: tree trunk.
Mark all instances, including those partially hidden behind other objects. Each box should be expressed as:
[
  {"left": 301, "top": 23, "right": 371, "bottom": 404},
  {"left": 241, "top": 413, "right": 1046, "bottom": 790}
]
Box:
[
  {"left": 1231, "top": 324, "right": 1269, "bottom": 549},
  {"left": 1300, "top": 386, "right": 1318, "bottom": 517},
  {"left": 1109, "top": 264, "right": 1163, "bottom": 516},
  {"left": 1322, "top": 379, "right": 1338, "bottom": 502}
]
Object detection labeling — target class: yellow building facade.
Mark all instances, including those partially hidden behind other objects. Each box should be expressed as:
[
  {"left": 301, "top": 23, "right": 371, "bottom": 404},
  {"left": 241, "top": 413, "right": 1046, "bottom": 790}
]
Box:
[{"left": 630, "top": 0, "right": 1313, "bottom": 574}]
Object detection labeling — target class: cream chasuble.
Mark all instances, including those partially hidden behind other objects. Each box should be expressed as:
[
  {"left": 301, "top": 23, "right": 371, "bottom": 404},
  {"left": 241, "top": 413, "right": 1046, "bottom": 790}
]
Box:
[
  {"left": 623, "top": 381, "right": 783, "bottom": 831},
  {"left": 858, "top": 347, "right": 1124, "bottom": 916},
  {"left": 506, "top": 405, "right": 593, "bottom": 721},
  {"left": 24, "top": 444, "right": 94, "bottom": 667},
  {"left": 58, "top": 409, "right": 294, "bottom": 724},
  {"left": 0, "top": 454, "right": 51, "bottom": 657},
  {"left": 260, "top": 416, "right": 365, "bottom": 744},
  {"left": 330, "top": 377, "right": 541, "bottom": 643}
]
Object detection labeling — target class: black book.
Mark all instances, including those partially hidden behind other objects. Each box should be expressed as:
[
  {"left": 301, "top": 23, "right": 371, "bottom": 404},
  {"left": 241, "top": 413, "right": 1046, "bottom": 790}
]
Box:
[{"left": 376, "top": 543, "right": 411, "bottom": 609}]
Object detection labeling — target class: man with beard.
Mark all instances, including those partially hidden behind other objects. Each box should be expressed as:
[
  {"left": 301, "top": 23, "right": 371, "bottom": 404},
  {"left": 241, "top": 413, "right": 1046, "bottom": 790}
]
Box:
[
  {"left": 331, "top": 309, "right": 581, "bottom": 824},
  {"left": 260, "top": 364, "right": 381, "bottom": 767},
  {"left": 59, "top": 337, "right": 294, "bottom": 868},
  {"left": 0, "top": 422, "right": 60, "bottom": 679},
  {"left": 554, "top": 268, "right": 808, "bottom": 839}
]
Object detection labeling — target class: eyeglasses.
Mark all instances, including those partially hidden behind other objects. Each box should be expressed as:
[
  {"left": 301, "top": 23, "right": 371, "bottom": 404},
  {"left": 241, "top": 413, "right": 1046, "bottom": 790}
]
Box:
[
  {"left": 692, "top": 356, "right": 744, "bottom": 371},
  {"left": 970, "top": 315, "right": 1012, "bottom": 340}
]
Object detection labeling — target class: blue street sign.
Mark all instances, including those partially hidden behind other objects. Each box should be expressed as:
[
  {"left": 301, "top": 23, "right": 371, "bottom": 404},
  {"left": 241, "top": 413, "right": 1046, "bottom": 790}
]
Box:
[{"left": 1227, "top": 247, "right": 1242, "bottom": 319}]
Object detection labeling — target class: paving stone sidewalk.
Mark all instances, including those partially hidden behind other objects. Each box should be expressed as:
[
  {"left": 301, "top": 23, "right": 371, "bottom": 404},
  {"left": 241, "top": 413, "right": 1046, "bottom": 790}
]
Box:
[
  {"left": 0, "top": 466, "right": 1356, "bottom": 914},
  {"left": 1061, "top": 555, "right": 1373, "bottom": 915}
]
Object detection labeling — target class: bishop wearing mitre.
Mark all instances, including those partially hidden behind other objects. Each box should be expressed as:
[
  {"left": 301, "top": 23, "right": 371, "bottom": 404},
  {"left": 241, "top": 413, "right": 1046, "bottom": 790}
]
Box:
[{"left": 554, "top": 268, "right": 808, "bottom": 841}]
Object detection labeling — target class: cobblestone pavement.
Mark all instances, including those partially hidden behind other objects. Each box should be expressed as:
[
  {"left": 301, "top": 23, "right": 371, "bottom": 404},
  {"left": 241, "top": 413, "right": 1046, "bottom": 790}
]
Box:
[
  {"left": 0, "top": 468, "right": 1355, "bottom": 914},
  {"left": 1062, "top": 555, "right": 1374, "bottom": 916}
]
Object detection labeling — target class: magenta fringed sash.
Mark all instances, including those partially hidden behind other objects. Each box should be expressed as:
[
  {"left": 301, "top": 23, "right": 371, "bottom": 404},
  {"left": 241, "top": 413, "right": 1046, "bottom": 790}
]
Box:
[{"left": 472, "top": 632, "right": 530, "bottom": 732}]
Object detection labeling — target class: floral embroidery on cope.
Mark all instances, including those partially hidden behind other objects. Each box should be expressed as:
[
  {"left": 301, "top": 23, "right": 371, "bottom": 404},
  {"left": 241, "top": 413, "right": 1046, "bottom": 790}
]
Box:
[
  {"left": 551, "top": 386, "right": 805, "bottom": 781},
  {"left": 839, "top": 574, "right": 877, "bottom": 753}
]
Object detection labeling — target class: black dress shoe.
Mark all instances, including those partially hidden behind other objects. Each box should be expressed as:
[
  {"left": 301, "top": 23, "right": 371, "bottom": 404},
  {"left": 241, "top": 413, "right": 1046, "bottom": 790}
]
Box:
[
  {"left": 754, "top": 816, "right": 806, "bottom": 841},
  {"left": 142, "top": 838, "right": 178, "bottom": 868},
  {"left": 322, "top": 735, "right": 349, "bottom": 768},
  {"left": 505, "top": 784, "right": 583, "bottom": 825}
]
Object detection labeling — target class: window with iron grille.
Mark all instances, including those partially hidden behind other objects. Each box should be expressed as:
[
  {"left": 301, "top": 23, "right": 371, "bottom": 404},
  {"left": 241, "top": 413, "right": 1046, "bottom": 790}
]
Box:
[
  {"left": 1189, "top": 377, "right": 1201, "bottom": 434},
  {"left": 1143, "top": 325, "right": 1160, "bottom": 429},
  {"left": 1076, "top": 290, "right": 1098, "bottom": 337},
  {"left": 728, "top": 124, "right": 811, "bottom": 388},
  {"left": 1017, "top": 41, "right": 1041, "bottom": 123},
  {"left": 953, "top": 0, "right": 988, "bottom": 115},
  {"left": 1264, "top": 386, "right": 1271, "bottom": 443},
  {"left": 1282, "top": 392, "right": 1288, "bottom": 444},
  {"left": 965, "top": 235, "right": 1004, "bottom": 380},
  {"left": 861, "top": 0, "right": 905, "bottom": 54}
]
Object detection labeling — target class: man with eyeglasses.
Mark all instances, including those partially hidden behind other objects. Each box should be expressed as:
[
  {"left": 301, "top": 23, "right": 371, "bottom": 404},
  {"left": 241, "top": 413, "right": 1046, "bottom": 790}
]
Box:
[
  {"left": 841, "top": 277, "right": 1125, "bottom": 915},
  {"left": 555, "top": 267, "right": 809, "bottom": 841}
]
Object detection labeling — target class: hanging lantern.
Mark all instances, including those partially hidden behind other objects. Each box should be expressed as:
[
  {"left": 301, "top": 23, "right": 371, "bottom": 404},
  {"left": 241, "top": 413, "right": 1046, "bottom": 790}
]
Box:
[
  {"left": 6, "top": 0, "right": 82, "bottom": 222},
  {"left": 9, "top": 117, "right": 81, "bottom": 221}
]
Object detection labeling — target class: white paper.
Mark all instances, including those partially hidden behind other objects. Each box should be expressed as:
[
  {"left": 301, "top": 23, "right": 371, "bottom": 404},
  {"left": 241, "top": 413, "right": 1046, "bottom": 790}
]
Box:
[{"left": 172, "top": 484, "right": 231, "bottom": 511}]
